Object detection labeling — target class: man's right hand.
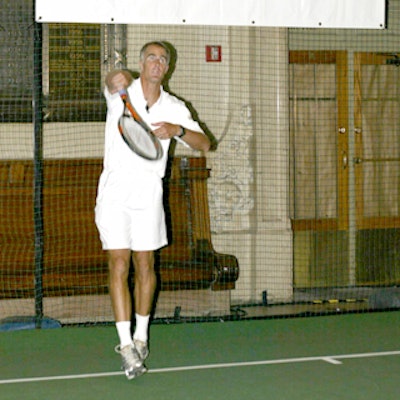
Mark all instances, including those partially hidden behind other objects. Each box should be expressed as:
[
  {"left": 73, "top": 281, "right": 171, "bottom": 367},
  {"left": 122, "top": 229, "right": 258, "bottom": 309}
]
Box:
[{"left": 105, "top": 70, "right": 133, "bottom": 94}]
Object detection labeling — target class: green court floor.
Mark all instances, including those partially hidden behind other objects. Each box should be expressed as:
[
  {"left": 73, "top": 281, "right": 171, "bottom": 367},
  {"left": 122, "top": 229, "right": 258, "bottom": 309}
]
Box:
[{"left": 1, "top": 311, "right": 399, "bottom": 399}]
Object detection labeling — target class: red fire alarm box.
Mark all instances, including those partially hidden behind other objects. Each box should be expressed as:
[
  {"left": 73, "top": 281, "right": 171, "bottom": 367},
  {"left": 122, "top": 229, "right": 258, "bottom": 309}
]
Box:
[{"left": 206, "top": 45, "right": 222, "bottom": 62}]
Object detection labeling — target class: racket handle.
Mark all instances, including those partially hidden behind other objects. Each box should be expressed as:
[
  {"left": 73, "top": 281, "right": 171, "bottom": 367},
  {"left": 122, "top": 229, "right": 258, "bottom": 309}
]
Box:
[{"left": 119, "top": 89, "right": 128, "bottom": 96}]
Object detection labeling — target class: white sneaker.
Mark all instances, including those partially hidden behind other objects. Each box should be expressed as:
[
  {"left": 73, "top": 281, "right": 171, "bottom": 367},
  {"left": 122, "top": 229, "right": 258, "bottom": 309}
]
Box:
[
  {"left": 134, "top": 339, "right": 149, "bottom": 362},
  {"left": 115, "top": 343, "right": 147, "bottom": 380}
]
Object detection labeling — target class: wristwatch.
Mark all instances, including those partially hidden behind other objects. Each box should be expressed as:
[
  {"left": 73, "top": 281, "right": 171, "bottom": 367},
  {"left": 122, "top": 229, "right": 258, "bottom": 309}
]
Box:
[{"left": 178, "top": 126, "right": 186, "bottom": 138}]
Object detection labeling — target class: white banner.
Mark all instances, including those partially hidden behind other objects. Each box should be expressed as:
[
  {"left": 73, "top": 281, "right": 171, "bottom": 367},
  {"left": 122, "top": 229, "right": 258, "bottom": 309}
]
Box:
[{"left": 35, "top": 0, "right": 386, "bottom": 29}]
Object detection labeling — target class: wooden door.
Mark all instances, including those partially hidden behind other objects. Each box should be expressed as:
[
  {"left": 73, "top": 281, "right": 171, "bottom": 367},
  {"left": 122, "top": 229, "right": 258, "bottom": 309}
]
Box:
[
  {"left": 354, "top": 53, "right": 400, "bottom": 285},
  {"left": 289, "top": 51, "right": 349, "bottom": 287}
]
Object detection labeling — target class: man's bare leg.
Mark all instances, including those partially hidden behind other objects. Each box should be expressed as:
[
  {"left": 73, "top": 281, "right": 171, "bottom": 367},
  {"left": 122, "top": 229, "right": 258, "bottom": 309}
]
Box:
[
  {"left": 132, "top": 250, "right": 156, "bottom": 361},
  {"left": 108, "top": 249, "right": 132, "bottom": 323},
  {"left": 132, "top": 251, "right": 156, "bottom": 317},
  {"left": 108, "top": 248, "right": 147, "bottom": 379}
]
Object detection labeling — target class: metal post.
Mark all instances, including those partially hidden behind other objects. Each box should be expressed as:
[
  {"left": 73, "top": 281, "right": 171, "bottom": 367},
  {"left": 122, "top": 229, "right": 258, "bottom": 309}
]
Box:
[{"left": 32, "top": 2, "right": 44, "bottom": 328}]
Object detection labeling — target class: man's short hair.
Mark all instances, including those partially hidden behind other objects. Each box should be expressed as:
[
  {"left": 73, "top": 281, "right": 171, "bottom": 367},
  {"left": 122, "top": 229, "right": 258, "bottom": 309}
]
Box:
[{"left": 140, "top": 41, "right": 171, "bottom": 65}]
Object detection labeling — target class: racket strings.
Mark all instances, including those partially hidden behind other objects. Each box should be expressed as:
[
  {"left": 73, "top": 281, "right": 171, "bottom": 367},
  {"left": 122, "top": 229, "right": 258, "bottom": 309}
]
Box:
[
  {"left": 119, "top": 115, "right": 161, "bottom": 160},
  {"left": 118, "top": 90, "right": 163, "bottom": 160}
]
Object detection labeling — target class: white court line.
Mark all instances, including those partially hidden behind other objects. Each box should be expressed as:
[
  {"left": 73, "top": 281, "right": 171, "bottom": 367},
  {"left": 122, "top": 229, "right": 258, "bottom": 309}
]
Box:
[
  {"left": 322, "top": 357, "right": 343, "bottom": 365},
  {"left": 1, "top": 350, "right": 400, "bottom": 385}
]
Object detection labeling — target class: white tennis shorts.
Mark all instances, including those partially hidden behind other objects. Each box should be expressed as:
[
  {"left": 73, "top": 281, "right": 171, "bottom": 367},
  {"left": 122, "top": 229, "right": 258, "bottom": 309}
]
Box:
[{"left": 94, "top": 170, "right": 167, "bottom": 251}]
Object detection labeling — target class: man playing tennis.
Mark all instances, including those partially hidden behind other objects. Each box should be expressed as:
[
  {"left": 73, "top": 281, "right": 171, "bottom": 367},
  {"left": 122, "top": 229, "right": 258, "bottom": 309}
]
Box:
[{"left": 95, "top": 41, "right": 210, "bottom": 379}]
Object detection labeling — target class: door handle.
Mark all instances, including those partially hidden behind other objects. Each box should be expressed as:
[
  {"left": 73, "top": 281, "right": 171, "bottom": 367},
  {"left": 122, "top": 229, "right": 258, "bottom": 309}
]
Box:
[{"left": 342, "top": 151, "right": 348, "bottom": 169}]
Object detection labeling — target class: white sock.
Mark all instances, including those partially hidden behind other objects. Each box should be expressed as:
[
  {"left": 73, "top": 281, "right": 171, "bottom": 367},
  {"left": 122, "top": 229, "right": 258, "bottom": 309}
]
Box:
[
  {"left": 116, "top": 321, "right": 132, "bottom": 347},
  {"left": 133, "top": 314, "right": 150, "bottom": 343}
]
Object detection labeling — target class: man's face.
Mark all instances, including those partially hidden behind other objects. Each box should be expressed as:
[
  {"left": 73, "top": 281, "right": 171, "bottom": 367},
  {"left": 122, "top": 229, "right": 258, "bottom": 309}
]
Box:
[{"left": 139, "top": 44, "right": 169, "bottom": 84}]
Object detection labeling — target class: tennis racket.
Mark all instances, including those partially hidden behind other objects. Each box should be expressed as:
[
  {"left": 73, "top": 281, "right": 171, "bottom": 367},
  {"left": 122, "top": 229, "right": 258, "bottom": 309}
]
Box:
[{"left": 118, "top": 89, "right": 163, "bottom": 160}]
